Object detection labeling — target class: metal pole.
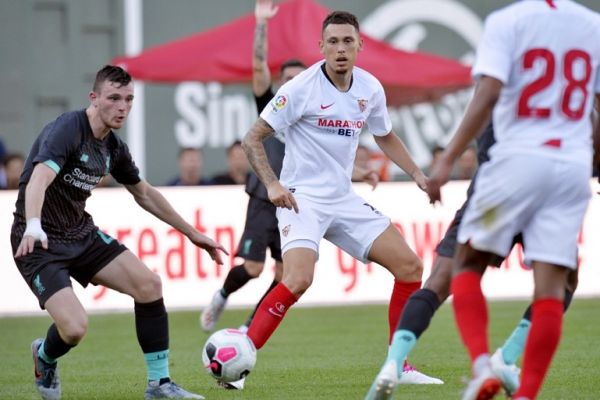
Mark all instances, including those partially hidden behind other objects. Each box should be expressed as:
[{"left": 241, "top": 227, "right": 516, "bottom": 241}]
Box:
[{"left": 124, "top": 0, "right": 145, "bottom": 177}]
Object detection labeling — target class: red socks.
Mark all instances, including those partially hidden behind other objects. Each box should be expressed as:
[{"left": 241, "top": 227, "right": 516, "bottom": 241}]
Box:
[
  {"left": 451, "top": 271, "right": 489, "bottom": 362},
  {"left": 247, "top": 283, "right": 298, "bottom": 350},
  {"left": 514, "top": 298, "right": 563, "bottom": 399},
  {"left": 388, "top": 280, "right": 421, "bottom": 343}
]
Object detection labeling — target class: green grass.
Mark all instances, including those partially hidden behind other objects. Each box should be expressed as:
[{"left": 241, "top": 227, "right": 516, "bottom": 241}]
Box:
[{"left": 1, "top": 299, "right": 599, "bottom": 399}]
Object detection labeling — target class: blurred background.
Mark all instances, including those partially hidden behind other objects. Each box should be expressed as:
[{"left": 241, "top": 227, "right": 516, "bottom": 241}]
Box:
[{"left": 4, "top": 0, "right": 597, "bottom": 185}]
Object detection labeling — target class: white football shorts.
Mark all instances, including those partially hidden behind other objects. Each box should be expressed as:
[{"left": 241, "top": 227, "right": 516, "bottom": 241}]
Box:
[
  {"left": 458, "top": 154, "right": 591, "bottom": 269},
  {"left": 276, "top": 191, "right": 390, "bottom": 263}
]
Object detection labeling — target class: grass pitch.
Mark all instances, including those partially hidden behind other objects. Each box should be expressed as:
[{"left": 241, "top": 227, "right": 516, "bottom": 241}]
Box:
[{"left": 1, "top": 298, "right": 599, "bottom": 399}]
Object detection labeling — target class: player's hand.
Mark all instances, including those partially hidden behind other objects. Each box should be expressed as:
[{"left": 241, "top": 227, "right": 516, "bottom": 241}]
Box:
[
  {"left": 359, "top": 168, "right": 379, "bottom": 190},
  {"left": 412, "top": 170, "right": 429, "bottom": 192},
  {"left": 187, "top": 231, "right": 229, "bottom": 265},
  {"left": 15, "top": 218, "right": 48, "bottom": 258},
  {"left": 255, "top": 0, "right": 278, "bottom": 22},
  {"left": 427, "top": 158, "right": 453, "bottom": 204},
  {"left": 267, "top": 181, "right": 299, "bottom": 213}
]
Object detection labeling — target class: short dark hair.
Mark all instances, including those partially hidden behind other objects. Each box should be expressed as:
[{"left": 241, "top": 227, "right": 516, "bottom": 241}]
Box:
[
  {"left": 93, "top": 65, "right": 132, "bottom": 92},
  {"left": 178, "top": 147, "right": 202, "bottom": 158},
  {"left": 279, "top": 59, "right": 307, "bottom": 75},
  {"left": 3, "top": 152, "right": 24, "bottom": 168},
  {"left": 226, "top": 140, "right": 243, "bottom": 155},
  {"left": 432, "top": 145, "right": 445, "bottom": 154},
  {"left": 322, "top": 11, "right": 360, "bottom": 33}
]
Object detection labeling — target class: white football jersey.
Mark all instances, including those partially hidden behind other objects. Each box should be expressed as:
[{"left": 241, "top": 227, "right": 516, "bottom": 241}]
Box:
[
  {"left": 473, "top": 0, "right": 600, "bottom": 165},
  {"left": 260, "top": 61, "right": 392, "bottom": 199}
]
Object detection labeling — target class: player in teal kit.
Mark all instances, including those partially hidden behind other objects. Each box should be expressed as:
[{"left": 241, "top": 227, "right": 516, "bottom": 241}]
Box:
[{"left": 11, "top": 65, "right": 227, "bottom": 400}]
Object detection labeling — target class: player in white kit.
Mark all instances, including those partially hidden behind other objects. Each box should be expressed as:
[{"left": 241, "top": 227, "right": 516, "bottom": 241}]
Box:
[
  {"left": 241, "top": 10, "right": 439, "bottom": 384},
  {"left": 427, "top": 1, "right": 600, "bottom": 399}
]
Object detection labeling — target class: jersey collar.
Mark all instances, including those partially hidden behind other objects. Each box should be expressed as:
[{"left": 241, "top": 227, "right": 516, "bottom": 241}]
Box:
[{"left": 320, "top": 62, "right": 353, "bottom": 92}]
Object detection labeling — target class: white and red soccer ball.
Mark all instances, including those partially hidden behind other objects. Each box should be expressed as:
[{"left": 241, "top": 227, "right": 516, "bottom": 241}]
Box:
[{"left": 202, "top": 328, "right": 257, "bottom": 383}]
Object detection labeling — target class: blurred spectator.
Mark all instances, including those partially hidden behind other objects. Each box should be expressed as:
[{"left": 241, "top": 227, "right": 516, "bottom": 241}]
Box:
[
  {"left": 354, "top": 144, "right": 371, "bottom": 170},
  {"left": 0, "top": 137, "right": 6, "bottom": 188},
  {"left": 428, "top": 145, "right": 445, "bottom": 174},
  {"left": 0, "top": 136, "right": 6, "bottom": 160},
  {"left": 454, "top": 146, "right": 477, "bottom": 180},
  {"left": 3, "top": 153, "right": 25, "bottom": 190},
  {"left": 210, "top": 140, "right": 249, "bottom": 185},
  {"left": 166, "top": 147, "right": 211, "bottom": 186}
]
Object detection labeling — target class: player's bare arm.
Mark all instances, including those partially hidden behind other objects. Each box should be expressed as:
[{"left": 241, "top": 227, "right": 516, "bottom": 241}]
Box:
[
  {"left": 352, "top": 164, "right": 379, "bottom": 190},
  {"left": 427, "top": 76, "right": 502, "bottom": 204},
  {"left": 242, "top": 118, "right": 299, "bottom": 212},
  {"left": 125, "top": 180, "right": 228, "bottom": 264},
  {"left": 252, "top": 0, "right": 277, "bottom": 96},
  {"left": 15, "top": 163, "right": 57, "bottom": 257},
  {"left": 373, "top": 131, "right": 427, "bottom": 191}
]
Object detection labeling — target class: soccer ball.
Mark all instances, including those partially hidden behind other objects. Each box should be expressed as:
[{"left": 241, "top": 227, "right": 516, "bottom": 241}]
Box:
[{"left": 202, "top": 328, "right": 257, "bottom": 383}]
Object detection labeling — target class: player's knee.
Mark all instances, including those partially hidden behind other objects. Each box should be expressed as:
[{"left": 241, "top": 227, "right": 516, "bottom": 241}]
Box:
[
  {"left": 135, "top": 272, "right": 163, "bottom": 302},
  {"left": 283, "top": 275, "right": 313, "bottom": 297},
  {"left": 60, "top": 318, "right": 88, "bottom": 345},
  {"left": 398, "top": 256, "right": 423, "bottom": 281},
  {"left": 245, "top": 262, "right": 264, "bottom": 278},
  {"left": 566, "top": 268, "right": 578, "bottom": 292},
  {"left": 423, "top": 258, "right": 453, "bottom": 301}
]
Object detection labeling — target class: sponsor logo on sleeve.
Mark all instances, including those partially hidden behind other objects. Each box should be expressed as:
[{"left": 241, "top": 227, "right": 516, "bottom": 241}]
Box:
[{"left": 271, "top": 95, "right": 288, "bottom": 112}]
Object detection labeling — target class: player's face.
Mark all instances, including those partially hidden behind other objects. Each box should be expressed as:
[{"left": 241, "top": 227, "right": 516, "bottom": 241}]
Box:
[
  {"left": 228, "top": 145, "right": 249, "bottom": 173},
  {"left": 320, "top": 24, "right": 362, "bottom": 75},
  {"left": 91, "top": 81, "right": 134, "bottom": 130},
  {"left": 279, "top": 66, "right": 305, "bottom": 84}
]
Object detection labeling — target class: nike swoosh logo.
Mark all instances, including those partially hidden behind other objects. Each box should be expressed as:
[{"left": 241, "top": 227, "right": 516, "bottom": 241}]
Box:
[
  {"left": 320, "top": 102, "right": 334, "bottom": 110},
  {"left": 268, "top": 307, "right": 283, "bottom": 318}
]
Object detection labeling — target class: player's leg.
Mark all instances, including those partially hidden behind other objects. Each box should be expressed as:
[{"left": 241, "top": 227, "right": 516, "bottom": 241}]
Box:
[
  {"left": 220, "top": 259, "right": 283, "bottom": 391},
  {"left": 92, "top": 249, "right": 202, "bottom": 399},
  {"left": 499, "top": 264, "right": 576, "bottom": 362},
  {"left": 512, "top": 160, "right": 589, "bottom": 400},
  {"left": 365, "top": 254, "right": 448, "bottom": 399},
  {"left": 365, "top": 180, "right": 473, "bottom": 399},
  {"left": 246, "top": 248, "right": 316, "bottom": 349},
  {"left": 367, "top": 224, "right": 423, "bottom": 346},
  {"left": 241, "top": 260, "right": 283, "bottom": 331},
  {"left": 200, "top": 258, "right": 265, "bottom": 332},
  {"left": 491, "top": 264, "right": 577, "bottom": 395},
  {"left": 512, "top": 263, "right": 568, "bottom": 400},
  {"left": 451, "top": 244, "right": 501, "bottom": 400},
  {"left": 246, "top": 198, "right": 321, "bottom": 350},
  {"left": 380, "top": 221, "right": 459, "bottom": 387},
  {"left": 381, "top": 255, "right": 451, "bottom": 388},
  {"left": 201, "top": 197, "right": 276, "bottom": 331},
  {"left": 363, "top": 225, "right": 430, "bottom": 399},
  {"left": 34, "top": 287, "right": 86, "bottom": 400},
  {"left": 11, "top": 234, "right": 89, "bottom": 400},
  {"left": 451, "top": 154, "right": 550, "bottom": 399},
  {"left": 241, "top": 224, "right": 284, "bottom": 330}
]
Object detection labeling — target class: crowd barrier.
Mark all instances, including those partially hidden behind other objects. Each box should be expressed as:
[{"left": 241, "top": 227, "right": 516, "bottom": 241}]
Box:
[{"left": 1, "top": 181, "right": 598, "bottom": 315}]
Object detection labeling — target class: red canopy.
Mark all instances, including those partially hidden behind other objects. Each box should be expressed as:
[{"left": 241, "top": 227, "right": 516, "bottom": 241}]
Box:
[{"left": 113, "top": 0, "right": 472, "bottom": 105}]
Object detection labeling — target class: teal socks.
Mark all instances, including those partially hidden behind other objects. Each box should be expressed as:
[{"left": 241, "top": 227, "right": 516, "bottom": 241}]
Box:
[
  {"left": 38, "top": 341, "right": 57, "bottom": 364},
  {"left": 144, "top": 350, "right": 170, "bottom": 381},
  {"left": 386, "top": 330, "right": 417, "bottom": 376},
  {"left": 501, "top": 319, "right": 531, "bottom": 365}
]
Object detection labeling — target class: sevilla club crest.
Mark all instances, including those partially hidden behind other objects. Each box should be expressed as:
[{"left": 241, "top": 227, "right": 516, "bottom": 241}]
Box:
[{"left": 357, "top": 99, "right": 368, "bottom": 113}]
